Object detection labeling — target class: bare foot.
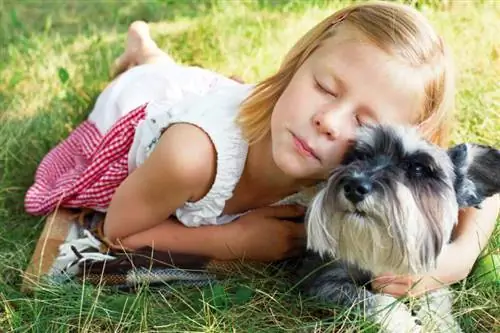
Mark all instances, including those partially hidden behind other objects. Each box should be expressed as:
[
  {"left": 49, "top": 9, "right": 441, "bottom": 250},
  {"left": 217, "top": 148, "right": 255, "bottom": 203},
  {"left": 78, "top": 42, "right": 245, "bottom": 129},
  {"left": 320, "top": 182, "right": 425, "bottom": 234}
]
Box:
[{"left": 111, "top": 21, "right": 171, "bottom": 78}]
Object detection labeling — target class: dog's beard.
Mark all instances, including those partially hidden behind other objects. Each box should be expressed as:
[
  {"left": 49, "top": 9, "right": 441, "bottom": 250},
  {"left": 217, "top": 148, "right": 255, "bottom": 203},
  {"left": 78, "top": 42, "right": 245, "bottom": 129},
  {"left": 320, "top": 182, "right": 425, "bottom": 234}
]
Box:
[
  {"left": 300, "top": 124, "right": 500, "bottom": 333},
  {"left": 306, "top": 170, "right": 457, "bottom": 276}
]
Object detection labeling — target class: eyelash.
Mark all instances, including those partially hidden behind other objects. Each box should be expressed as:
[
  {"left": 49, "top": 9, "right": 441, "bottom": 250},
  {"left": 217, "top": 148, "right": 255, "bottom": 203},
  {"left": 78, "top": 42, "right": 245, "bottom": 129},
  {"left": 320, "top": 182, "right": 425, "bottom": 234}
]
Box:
[
  {"left": 355, "top": 115, "right": 363, "bottom": 126},
  {"left": 315, "top": 80, "right": 363, "bottom": 126},
  {"left": 315, "top": 80, "right": 338, "bottom": 98}
]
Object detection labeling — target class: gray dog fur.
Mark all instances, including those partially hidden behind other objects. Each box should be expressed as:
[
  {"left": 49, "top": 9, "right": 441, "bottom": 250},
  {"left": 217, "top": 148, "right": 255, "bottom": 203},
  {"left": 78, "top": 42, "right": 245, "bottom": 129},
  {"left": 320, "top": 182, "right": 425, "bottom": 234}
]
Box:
[{"left": 294, "top": 125, "right": 500, "bottom": 333}]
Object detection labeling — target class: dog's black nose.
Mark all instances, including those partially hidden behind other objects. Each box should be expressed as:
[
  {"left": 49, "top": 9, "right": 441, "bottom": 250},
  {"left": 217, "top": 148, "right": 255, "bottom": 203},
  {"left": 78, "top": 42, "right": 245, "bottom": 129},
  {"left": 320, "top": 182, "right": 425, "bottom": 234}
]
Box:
[{"left": 343, "top": 178, "right": 372, "bottom": 204}]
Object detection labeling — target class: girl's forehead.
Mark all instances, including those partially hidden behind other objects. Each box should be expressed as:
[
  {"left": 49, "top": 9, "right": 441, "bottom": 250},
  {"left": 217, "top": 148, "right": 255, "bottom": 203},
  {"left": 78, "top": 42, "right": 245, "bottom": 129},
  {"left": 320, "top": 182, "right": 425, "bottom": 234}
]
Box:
[
  {"left": 311, "top": 36, "right": 424, "bottom": 126},
  {"left": 314, "top": 33, "right": 392, "bottom": 66}
]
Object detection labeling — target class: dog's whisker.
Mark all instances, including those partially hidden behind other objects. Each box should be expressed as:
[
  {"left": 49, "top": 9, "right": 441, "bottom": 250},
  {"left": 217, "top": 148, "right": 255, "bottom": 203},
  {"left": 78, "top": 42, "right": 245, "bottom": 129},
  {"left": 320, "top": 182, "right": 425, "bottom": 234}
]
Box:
[{"left": 298, "top": 123, "right": 500, "bottom": 333}]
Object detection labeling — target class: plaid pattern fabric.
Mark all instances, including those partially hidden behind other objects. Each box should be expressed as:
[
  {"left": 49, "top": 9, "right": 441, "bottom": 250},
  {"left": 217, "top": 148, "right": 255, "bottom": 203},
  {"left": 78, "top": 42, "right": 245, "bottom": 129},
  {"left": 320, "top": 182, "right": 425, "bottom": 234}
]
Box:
[
  {"left": 25, "top": 73, "right": 246, "bottom": 216},
  {"left": 24, "top": 73, "right": 282, "bottom": 290},
  {"left": 25, "top": 104, "right": 147, "bottom": 215}
]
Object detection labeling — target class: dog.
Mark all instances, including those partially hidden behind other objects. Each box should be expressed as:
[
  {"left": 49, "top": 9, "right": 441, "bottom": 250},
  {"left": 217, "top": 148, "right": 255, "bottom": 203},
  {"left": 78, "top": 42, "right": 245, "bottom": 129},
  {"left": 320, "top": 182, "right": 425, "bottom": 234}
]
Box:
[{"left": 294, "top": 125, "right": 500, "bottom": 333}]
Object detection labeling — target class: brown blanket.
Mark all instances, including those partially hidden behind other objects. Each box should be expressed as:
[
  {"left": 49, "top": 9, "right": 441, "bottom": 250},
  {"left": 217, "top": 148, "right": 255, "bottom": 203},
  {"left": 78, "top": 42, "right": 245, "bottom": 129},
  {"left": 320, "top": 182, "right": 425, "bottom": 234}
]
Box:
[{"left": 22, "top": 209, "right": 286, "bottom": 292}]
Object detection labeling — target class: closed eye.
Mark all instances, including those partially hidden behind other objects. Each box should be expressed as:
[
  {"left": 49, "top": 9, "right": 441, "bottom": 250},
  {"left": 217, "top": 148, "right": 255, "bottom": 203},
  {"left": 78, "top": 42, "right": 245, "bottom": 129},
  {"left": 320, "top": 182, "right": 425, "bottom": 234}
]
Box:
[
  {"left": 355, "top": 115, "right": 363, "bottom": 126},
  {"left": 315, "top": 80, "right": 338, "bottom": 98}
]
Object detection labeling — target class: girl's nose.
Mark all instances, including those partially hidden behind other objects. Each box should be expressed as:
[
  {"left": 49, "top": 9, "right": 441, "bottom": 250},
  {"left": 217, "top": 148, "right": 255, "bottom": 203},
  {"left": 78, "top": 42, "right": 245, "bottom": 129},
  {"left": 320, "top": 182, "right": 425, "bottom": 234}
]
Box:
[{"left": 312, "top": 109, "right": 342, "bottom": 140}]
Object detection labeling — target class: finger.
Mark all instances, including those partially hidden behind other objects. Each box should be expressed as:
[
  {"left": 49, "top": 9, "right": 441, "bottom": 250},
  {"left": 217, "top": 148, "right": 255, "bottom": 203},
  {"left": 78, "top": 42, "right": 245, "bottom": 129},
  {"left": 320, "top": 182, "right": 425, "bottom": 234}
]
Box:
[
  {"left": 372, "top": 279, "right": 409, "bottom": 296},
  {"left": 371, "top": 280, "right": 387, "bottom": 291},
  {"left": 289, "top": 223, "right": 307, "bottom": 238},
  {"left": 376, "top": 284, "right": 408, "bottom": 298},
  {"left": 281, "top": 237, "right": 308, "bottom": 259},
  {"left": 373, "top": 277, "right": 405, "bottom": 286},
  {"left": 292, "top": 235, "right": 307, "bottom": 247},
  {"left": 284, "top": 245, "right": 307, "bottom": 258},
  {"left": 376, "top": 272, "right": 396, "bottom": 279},
  {"left": 278, "top": 220, "right": 306, "bottom": 238},
  {"left": 260, "top": 204, "right": 306, "bottom": 218},
  {"left": 371, "top": 278, "right": 405, "bottom": 292},
  {"left": 373, "top": 274, "right": 409, "bottom": 286}
]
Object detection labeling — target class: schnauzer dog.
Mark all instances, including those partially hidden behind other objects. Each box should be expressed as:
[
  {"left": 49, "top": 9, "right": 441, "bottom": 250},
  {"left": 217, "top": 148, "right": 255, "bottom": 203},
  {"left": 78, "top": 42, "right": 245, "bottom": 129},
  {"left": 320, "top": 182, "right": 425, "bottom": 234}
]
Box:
[{"left": 295, "top": 125, "right": 500, "bottom": 333}]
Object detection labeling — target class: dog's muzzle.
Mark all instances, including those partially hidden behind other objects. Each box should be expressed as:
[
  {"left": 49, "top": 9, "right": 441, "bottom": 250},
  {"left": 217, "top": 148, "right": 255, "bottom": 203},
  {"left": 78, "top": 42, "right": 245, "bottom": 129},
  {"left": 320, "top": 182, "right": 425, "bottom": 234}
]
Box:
[{"left": 342, "top": 176, "right": 373, "bottom": 204}]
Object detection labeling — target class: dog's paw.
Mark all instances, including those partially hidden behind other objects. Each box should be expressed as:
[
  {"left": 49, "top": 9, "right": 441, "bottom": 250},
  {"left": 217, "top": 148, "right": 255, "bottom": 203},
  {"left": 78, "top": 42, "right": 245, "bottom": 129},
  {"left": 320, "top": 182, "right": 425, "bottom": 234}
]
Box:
[
  {"left": 411, "top": 289, "right": 463, "bottom": 333},
  {"left": 367, "top": 294, "right": 423, "bottom": 333}
]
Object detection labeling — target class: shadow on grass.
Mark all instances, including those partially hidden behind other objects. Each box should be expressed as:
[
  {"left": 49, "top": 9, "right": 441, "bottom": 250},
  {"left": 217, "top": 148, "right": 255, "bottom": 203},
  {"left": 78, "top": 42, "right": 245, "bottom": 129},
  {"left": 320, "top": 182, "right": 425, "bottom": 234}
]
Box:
[
  {"left": 0, "top": 0, "right": 337, "bottom": 53},
  {"left": 0, "top": 1, "right": 257, "bottom": 291},
  {"left": 0, "top": 87, "right": 100, "bottom": 286},
  {"left": 1, "top": 255, "right": 377, "bottom": 332},
  {"left": 1, "top": 1, "right": 211, "bottom": 40}
]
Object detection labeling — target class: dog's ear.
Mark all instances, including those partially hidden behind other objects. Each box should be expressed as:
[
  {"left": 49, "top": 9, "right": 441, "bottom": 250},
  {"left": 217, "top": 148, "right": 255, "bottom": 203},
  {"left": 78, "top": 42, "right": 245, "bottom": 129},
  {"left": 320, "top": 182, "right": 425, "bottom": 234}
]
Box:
[{"left": 448, "top": 143, "right": 500, "bottom": 208}]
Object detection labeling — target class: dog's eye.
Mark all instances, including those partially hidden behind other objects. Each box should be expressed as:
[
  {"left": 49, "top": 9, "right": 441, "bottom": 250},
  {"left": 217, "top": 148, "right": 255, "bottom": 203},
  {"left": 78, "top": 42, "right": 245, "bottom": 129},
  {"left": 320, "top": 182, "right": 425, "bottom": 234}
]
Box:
[
  {"left": 406, "top": 162, "right": 427, "bottom": 176},
  {"left": 353, "top": 151, "right": 371, "bottom": 162},
  {"left": 354, "top": 152, "right": 367, "bottom": 160}
]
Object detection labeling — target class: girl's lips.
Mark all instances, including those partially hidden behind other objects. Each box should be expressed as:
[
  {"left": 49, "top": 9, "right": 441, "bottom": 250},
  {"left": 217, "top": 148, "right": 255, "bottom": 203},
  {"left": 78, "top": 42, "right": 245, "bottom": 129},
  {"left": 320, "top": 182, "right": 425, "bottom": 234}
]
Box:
[{"left": 292, "top": 133, "right": 320, "bottom": 161}]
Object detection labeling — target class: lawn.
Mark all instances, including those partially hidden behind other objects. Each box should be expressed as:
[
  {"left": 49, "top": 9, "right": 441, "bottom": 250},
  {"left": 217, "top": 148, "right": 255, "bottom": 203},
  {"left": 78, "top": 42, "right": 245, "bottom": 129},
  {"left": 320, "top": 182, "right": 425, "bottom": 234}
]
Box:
[{"left": 0, "top": 0, "right": 499, "bottom": 331}]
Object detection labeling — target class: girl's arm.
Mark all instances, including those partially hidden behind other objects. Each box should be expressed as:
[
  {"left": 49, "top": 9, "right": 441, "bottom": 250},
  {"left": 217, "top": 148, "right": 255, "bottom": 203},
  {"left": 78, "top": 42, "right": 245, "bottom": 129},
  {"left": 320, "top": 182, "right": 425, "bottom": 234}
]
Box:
[
  {"left": 449, "top": 194, "right": 500, "bottom": 279},
  {"left": 372, "top": 194, "right": 499, "bottom": 297},
  {"left": 116, "top": 205, "right": 306, "bottom": 261},
  {"left": 103, "top": 122, "right": 306, "bottom": 260},
  {"left": 103, "top": 122, "right": 218, "bottom": 243}
]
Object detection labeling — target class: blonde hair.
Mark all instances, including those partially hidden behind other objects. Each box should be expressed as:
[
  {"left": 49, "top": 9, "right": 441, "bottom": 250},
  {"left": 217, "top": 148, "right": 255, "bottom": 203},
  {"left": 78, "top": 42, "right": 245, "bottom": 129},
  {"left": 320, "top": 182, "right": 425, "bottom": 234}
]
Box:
[{"left": 237, "top": 1, "right": 455, "bottom": 148}]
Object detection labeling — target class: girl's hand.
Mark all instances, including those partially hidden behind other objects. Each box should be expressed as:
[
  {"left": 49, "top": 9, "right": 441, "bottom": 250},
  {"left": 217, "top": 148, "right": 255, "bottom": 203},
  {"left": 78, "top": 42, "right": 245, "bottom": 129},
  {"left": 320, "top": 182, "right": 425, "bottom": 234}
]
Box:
[
  {"left": 374, "top": 196, "right": 500, "bottom": 298},
  {"left": 221, "top": 205, "right": 307, "bottom": 262},
  {"left": 371, "top": 273, "right": 448, "bottom": 297},
  {"left": 371, "top": 242, "right": 465, "bottom": 297}
]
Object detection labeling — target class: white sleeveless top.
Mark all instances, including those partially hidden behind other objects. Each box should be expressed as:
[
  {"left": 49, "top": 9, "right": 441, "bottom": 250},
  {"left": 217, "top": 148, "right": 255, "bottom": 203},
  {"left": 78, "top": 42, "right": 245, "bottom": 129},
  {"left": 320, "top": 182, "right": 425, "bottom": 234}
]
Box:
[
  {"left": 86, "top": 62, "right": 318, "bottom": 227},
  {"left": 127, "top": 83, "right": 252, "bottom": 226},
  {"left": 128, "top": 82, "right": 321, "bottom": 227}
]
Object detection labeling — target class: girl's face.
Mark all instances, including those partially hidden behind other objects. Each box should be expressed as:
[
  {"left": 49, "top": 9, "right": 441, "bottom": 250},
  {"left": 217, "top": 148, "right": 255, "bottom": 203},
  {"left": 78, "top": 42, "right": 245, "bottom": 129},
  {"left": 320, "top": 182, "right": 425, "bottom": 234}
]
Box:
[{"left": 271, "top": 32, "right": 422, "bottom": 180}]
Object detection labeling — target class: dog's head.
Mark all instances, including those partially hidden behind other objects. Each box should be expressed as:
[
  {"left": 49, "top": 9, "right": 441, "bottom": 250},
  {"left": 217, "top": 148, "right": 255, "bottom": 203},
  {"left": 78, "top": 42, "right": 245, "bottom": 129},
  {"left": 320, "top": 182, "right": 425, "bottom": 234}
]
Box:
[{"left": 306, "top": 125, "right": 500, "bottom": 276}]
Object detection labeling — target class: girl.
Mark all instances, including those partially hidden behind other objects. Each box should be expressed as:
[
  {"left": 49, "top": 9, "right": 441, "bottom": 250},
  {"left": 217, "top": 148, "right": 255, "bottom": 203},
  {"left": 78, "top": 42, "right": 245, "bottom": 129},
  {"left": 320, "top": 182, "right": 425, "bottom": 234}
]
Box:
[{"left": 25, "top": 1, "right": 499, "bottom": 296}]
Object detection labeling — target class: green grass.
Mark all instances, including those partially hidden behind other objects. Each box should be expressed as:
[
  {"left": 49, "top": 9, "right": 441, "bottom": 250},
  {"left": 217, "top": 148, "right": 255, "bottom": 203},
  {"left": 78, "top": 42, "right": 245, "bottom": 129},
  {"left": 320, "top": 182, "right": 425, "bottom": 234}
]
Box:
[{"left": 1, "top": 0, "right": 499, "bottom": 331}]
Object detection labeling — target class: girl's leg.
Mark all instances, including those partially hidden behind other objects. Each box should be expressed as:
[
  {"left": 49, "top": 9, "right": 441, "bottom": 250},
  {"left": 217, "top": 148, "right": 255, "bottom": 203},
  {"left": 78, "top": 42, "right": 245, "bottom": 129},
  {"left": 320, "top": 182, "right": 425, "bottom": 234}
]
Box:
[
  {"left": 112, "top": 20, "right": 246, "bottom": 83},
  {"left": 111, "top": 21, "right": 175, "bottom": 78},
  {"left": 89, "top": 21, "right": 182, "bottom": 132}
]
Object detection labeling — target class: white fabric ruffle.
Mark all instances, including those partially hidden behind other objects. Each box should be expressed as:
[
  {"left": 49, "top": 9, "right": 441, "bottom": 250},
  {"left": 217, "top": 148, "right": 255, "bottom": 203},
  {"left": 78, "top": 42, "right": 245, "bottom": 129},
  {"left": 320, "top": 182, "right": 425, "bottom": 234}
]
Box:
[{"left": 129, "top": 83, "right": 252, "bottom": 227}]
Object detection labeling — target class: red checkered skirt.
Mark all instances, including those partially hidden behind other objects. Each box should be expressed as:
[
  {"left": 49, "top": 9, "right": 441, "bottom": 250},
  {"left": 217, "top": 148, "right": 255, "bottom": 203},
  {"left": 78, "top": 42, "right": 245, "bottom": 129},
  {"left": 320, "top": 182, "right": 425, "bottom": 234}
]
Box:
[{"left": 25, "top": 104, "right": 148, "bottom": 215}]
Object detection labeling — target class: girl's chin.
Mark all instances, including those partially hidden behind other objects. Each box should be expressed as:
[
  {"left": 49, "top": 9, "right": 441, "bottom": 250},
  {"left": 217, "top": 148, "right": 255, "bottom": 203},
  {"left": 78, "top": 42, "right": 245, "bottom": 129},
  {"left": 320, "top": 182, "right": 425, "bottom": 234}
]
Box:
[{"left": 274, "top": 154, "right": 322, "bottom": 180}]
